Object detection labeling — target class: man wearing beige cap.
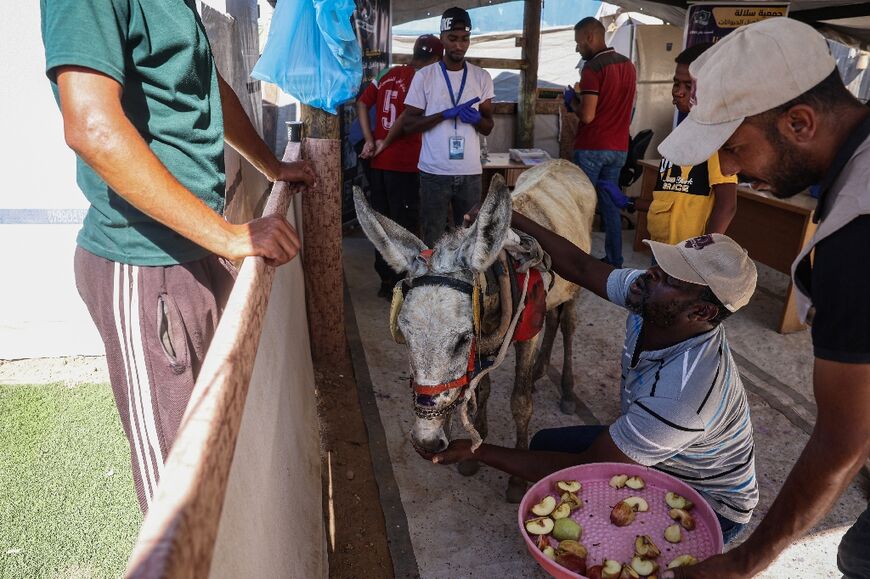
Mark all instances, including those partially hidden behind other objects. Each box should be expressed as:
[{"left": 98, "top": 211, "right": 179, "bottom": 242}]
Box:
[
  {"left": 658, "top": 17, "right": 870, "bottom": 579},
  {"left": 424, "top": 216, "right": 759, "bottom": 543}
]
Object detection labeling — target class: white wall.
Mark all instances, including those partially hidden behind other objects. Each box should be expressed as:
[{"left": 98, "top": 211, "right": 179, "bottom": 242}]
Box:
[
  {"left": 0, "top": 3, "right": 101, "bottom": 359},
  {"left": 0, "top": 1, "right": 266, "bottom": 359}
]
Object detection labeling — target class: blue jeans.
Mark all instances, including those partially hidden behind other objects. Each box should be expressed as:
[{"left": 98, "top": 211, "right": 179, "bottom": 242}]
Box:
[
  {"left": 419, "top": 172, "right": 481, "bottom": 247},
  {"left": 838, "top": 503, "right": 870, "bottom": 578},
  {"left": 573, "top": 150, "right": 628, "bottom": 268},
  {"left": 529, "top": 424, "right": 746, "bottom": 544}
]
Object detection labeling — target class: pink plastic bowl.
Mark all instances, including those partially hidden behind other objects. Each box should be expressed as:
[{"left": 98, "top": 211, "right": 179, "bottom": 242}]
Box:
[{"left": 518, "top": 462, "right": 725, "bottom": 579}]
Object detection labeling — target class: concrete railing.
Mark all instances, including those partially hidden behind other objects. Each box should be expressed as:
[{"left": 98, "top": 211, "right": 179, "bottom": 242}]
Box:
[{"left": 124, "top": 143, "right": 325, "bottom": 578}]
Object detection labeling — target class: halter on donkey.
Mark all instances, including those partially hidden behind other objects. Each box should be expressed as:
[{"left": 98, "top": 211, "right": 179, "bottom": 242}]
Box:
[{"left": 388, "top": 237, "right": 550, "bottom": 450}]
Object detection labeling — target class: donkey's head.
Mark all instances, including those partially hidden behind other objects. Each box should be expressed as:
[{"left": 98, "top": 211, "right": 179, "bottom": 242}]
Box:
[{"left": 354, "top": 178, "right": 513, "bottom": 453}]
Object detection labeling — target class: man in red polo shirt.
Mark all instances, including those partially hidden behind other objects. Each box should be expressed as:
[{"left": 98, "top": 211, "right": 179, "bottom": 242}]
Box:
[
  {"left": 568, "top": 17, "right": 636, "bottom": 268},
  {"left": 357, "top": 35, "right": 443, "bottom": 297}
]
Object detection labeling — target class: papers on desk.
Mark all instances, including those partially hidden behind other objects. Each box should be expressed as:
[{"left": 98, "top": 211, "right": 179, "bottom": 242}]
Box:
[{"left": 508, "top": 148, "right": 551, "bottom": 166}]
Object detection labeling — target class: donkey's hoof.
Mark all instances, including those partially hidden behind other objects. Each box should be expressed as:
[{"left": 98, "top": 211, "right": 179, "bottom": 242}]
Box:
[
  {"left": 457, "top": 460, "right": 480, "bottom": 476},
  {"left": 559, "top": 397, "right": 576, "bottom": 415},
  {"left": 506, "top": 480, "right": 527, "bottom": 503}
]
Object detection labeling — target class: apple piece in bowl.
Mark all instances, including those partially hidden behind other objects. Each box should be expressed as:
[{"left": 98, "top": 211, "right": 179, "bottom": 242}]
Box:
[
  {"left": 668, "top": 508, "right": 696, "bottom": 531},
  {"left": 609, "top": 474, "right": 629, "bottom": 489},
  {"left": 665, "top": 491, "right": 694, "bottom": 511},
  {"left": 554, "top": 540, "right": 587, "bottom": 575},
  {"left": 556, "top": 479, "right": 582, "bottom": 493},
  {"left": 630, "top": 555, "right": 659, "bottom": 576},
  {"left": 667, "top": 554, "right": 699, "bottom": 569},
  {"left": 610, "top": 500, "right": 637, "bottom": 527},
  {"left": 625, "top": 475, "right": 645, "bottom": 490},
  {"left": 552, "top": 517, "right": 582, "bottom": 541},
  {"left": 551, "top": 501, "right": 572, "bottom": 520},
  {"left": 634, "top": 535, "right": 661, "bottom": 559},
  {"left": 600, "top": 559, "right": 623, "bottom": 579},
  {"left": 530, "top": 495, "right": 557, "bottom": 517},
  {"left": 525, "top": 516, "right": 554, "bottom": 535},
  {"left": 664, "top": 523, "right": 682, "bottom": 544}
]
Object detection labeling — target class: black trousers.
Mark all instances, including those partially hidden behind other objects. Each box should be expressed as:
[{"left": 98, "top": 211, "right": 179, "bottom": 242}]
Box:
[{"left": 370, "top": 167, "right": 420, "bottom": 284}]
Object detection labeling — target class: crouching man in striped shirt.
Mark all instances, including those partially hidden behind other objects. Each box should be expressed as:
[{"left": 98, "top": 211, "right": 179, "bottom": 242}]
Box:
[{"left": 424, "top": 224, "right": 758, "bottom": 543}]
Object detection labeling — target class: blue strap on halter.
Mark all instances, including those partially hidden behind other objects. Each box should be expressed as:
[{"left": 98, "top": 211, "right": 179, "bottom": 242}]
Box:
[{"left": 440, "top": 60, "right": 468, "bottom": 130}]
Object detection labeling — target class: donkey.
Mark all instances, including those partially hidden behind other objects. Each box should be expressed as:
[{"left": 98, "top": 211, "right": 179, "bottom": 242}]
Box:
[{"left": 354, "top": 160, "right": 596, "bottom": 502}]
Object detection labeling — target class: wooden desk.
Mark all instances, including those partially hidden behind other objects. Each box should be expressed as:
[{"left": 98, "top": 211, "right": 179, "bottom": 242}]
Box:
[
  {"left": 634, "top": 159, "right": 817, "bottom": 334},
  {"left": 481, "top": 153, "right": 533, "bottom": 194}
]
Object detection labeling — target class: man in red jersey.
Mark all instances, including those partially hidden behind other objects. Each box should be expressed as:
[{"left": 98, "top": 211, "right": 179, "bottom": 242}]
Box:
[{"left": 357, "top": 35, "right": 444, "bottom": 297}]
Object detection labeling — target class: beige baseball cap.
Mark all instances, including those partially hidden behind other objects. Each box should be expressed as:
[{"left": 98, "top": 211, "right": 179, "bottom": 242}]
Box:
[
  {"left": 644, "top": 234, "right": 757, "bottom": 312},
  {"left": 658, "top": 17, "right": 836, "bottom": 166}
]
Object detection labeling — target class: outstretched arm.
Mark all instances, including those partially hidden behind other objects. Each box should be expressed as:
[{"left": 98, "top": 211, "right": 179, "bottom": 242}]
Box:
[
  {"left": 218, "top": 74, "right": 315, "bottom": 186},
  {"left": 671, "top": 360, "right": 870, "bottom": 579},
  {"left": 511, "top": 211, "right": 614, "bottom": 299},
  {"left": 425, "top": 429, "right": 634, "bottom": 482},
  {"left": 58, "top": 66, "right": 301, "bottom": 266}
]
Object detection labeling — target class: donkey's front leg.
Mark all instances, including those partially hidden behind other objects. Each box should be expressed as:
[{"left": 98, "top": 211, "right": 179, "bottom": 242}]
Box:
[
  {"left": 458, "top": 373, "right": 491, "bottom": 477},
  {"left": 507, "top": 339, "right": 537, "bottom": 503},
  {"left": 559, "top": 298, "right": 578, "bottom": 415}
]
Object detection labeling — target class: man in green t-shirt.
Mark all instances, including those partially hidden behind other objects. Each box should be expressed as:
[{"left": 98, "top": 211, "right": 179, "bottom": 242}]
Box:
[{"left": 41, "top": 0, "right": 315, "bottom": 511}]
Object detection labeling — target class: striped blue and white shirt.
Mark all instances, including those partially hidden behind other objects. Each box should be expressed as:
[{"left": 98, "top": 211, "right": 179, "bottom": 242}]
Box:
[{"left": 607, "top": 269, "right": 758, "bottom": 523}]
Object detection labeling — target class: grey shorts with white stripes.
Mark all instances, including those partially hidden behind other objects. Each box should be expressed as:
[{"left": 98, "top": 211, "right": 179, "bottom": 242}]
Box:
[{"left": 74, "top": 246, "right": 236, "bottom": 512}]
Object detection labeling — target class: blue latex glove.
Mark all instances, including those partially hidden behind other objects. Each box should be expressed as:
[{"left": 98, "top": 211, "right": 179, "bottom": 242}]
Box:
[
  {"left": 564, "top": 86, "right": 575, "bottom": 112},
  {"left": 442, "top": 104, "right": 463, "bottom": 119},
  {"left": 598, "top": 180, "right": 634, "bottom": 211},
  {"left": 459, "top": 104, "right": 481, "bottom": 125}
]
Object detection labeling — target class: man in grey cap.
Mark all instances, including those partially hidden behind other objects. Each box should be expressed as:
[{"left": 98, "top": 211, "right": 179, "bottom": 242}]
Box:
[
  {"left": 423, "top": 215, "right": 760, "bottom": 543},
  {"left": 657, "top": 17, "right": 870, "bottom": 579}
]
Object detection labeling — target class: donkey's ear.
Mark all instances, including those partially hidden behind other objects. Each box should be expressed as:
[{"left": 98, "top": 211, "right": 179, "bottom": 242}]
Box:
[
  {"left": 354, "top": 187, "right": 426, "bottom": 273},
  {"left": 460, "top": 175, "right": 512, "bottom": 272}
]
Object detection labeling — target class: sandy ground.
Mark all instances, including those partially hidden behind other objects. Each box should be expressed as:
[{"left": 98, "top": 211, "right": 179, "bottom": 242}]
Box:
[
  {"left": 343, "top": 227, "right": 867, "bottom": 579},
  {"left": 0, "top": 356, "right": 108, "bottom": 385}
]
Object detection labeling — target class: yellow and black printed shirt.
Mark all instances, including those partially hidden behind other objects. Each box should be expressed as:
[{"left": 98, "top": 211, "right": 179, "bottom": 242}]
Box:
[{"left": 647, "top": 152, "right": 737, "bottom": 244}]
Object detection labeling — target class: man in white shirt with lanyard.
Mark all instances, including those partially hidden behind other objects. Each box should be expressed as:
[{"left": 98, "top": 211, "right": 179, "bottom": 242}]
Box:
[{"left": 402, "top": 6, "right": 495, "bottom": 247}]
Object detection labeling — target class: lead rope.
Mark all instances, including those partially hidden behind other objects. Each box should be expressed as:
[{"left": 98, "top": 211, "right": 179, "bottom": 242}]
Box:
[{"left": 458, "top": 270, "right": 531, "bottom": 451}]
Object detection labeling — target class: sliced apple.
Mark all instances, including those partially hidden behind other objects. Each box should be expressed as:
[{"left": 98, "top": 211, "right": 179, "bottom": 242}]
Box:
[
  {"left": 602, "top": 559, "right": 623, "bottom": 579},
  {"left": 531, "top": 495, "right": 557, "bottom": 516},
  {"left": 609, "top": 474, "right": 629, "bottom": 489},
  {"left": 664, "top": 523, "right": 682, "bottom": 544},
  {"left": 624, "top": 496, "right": 649, "bottom": 512},
  {"left": 634, "top": 535, "right": 661, "bottom": 559},
  {"left": 558, "top": 540, "right": 588, "bottom": 558},
  {"left": 561, "top": 491, "right": 582, "bottom": 510},
  {"left": 665, "top": 491, "right": 694, "bottom": 511},
  {"left": 525, "top": 516, "right": 554, "bottom": 535},
  {"left": 556, "top": 480, "right": 582, "bottom": 493},
  {"left": 625, "top": 475, "right": 646, "bottom": 490},
  {"left": 667, "top": 554, "right": 699, "bottom": 569},
  {"left": 611, "top": 500, "right": 637, "bottom": 526},
  {"left": 535, "top": 533, "right": 550, "bottom": 551},
  {"left": 619, "top": 564, "right": 640, "bottom": 579},
  {"left": 551, "top": 501, "right": 572, "bottom": 520},
  {"left": 555, "top": 548, "right": 587, "bottom": 575},
  {"left": 586, "top": 565, "right": 604, "bottom": 579},
  {"left": 668, "top": 508, "right": 696, "bottom": 531},
  {"left": 553, "top": 517, "right": 582, "bottom": 541},
  {"left": 630, "top": 555, "right": 659, "bottom": 576},
  {"left": 543, "top": 545, "right": 556, "bottom": 560}
]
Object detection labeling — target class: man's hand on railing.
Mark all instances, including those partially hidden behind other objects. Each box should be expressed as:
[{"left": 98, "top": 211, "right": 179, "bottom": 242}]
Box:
[
  {"left": 226, "top": 215, "right": 302, "bottom": 267},
  {"left": 274, "top": 160, "right": 317, "bottom": 188}
]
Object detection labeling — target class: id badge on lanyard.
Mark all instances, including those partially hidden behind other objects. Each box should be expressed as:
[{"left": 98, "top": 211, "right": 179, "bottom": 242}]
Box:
[{"left": 441, "top": 61, "right": 468, "bottom": 160}]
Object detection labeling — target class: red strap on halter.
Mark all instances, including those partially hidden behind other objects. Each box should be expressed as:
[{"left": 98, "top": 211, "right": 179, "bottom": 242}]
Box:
[{"left": 412, "top": 339, "right": 476, "bottom": 396}]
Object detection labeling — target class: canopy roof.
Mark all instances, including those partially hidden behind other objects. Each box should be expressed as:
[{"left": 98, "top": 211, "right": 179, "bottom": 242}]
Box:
[{"left": 394, "top": 1, "right": 870, "bottom": 48}]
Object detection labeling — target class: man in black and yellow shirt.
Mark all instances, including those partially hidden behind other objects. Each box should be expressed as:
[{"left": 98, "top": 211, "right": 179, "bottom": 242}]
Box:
[{"left": 639, "top": 43, "right": 738, "bottom": 245}]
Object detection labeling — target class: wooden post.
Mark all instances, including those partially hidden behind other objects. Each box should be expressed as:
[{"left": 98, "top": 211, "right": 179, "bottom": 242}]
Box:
[
  {"left": 300, "top": 105, "right": 346, "bottom": 364},
  {"left": 517, "top": 0, "right": 542, "bottom": 148}
]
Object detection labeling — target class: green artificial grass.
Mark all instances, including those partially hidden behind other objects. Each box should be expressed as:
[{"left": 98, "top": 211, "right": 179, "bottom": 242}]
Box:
[{"left": 0, "top": 382, "right": 141, "bottom": 579}]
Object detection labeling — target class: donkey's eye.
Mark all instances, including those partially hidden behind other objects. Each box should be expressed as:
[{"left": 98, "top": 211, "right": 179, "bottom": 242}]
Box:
[{"left": 454, "top": 335, "right": 470, "bottom": 353}]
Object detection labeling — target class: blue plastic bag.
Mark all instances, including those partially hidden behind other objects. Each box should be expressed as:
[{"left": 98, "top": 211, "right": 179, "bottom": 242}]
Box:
[{"left": 252, "top": 0, "right": 362, "bottom": 114}]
